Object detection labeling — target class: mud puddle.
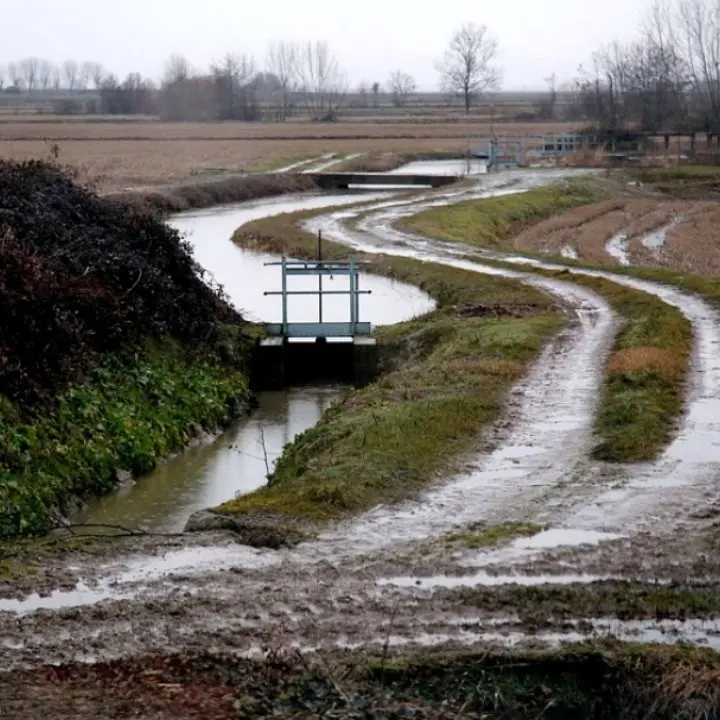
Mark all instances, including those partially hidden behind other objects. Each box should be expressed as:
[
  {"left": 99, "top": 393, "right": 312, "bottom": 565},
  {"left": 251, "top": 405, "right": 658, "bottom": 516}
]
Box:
[{"left": 606, "top": 232, "right": 631, "bottom": 265}]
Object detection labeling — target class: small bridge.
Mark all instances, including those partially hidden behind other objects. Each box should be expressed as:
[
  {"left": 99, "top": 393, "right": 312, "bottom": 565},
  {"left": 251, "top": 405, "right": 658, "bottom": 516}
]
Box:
[
  {"left": 306, "top": 172, "right": 460, "bottom": 189},
  {"left": 253, "top": 238, "right": 378, "bottom": 389}
]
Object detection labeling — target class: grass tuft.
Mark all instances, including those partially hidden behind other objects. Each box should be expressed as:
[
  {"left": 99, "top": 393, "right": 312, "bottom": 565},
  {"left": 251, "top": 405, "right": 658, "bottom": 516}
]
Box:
[{"left": 445, "top": 522, "right": 544, "bottom": 548}]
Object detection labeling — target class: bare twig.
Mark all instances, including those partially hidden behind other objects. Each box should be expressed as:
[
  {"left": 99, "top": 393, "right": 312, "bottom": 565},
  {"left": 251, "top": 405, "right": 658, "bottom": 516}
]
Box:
[
  {"left": 380, "top": 599, "right": 401, "bottom": 683},
  {"left": 259, "top": 425, "right": 271, "bottom": 478},
  {"left": 317, "top": 650, "right": 351, "bottom": 702}
]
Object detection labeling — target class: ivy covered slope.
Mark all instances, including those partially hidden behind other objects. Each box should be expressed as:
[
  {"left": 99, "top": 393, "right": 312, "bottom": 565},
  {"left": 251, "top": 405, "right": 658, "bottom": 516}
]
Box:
[{"left": 0, "top": 160, "right": 253, "bottom": 538}]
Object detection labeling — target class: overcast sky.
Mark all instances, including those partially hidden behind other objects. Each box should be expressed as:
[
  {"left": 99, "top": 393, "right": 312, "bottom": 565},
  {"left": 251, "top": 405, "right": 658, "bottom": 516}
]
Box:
[{"left": 6, "top": 0, "right": 647, "bottom": 90}]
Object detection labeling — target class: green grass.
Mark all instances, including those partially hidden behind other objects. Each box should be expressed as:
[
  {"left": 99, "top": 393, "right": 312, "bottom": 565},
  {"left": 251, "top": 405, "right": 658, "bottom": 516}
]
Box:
[
  {"left": 0, "top": 337, "right": 250, "bottom": 538},
  {"left": 399, "top": 180, "right": 603, "bottom": 248},
  {"left": 444, "top": 522, "right": 544, "bottom": 549},
  {"left": 393, "top": 182, "right": 694, "bottom": 462},
  {"left": 498, "top": 266, "right": 691, "bottom": 462},
  {"left": 629, "top": 165, "right": 720, "bottom": 183},
  {"left": 220, "top": 209, "right": 562, "bottom": 522},
  {"left": 452, "top": 581, "right": 720, "bottom": 621}
]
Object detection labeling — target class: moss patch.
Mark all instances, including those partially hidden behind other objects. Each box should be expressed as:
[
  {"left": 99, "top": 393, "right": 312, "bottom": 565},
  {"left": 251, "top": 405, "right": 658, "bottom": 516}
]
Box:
[
  {"left": 221, "top": 208, "right": 562, "bottom": 522},
  {"left": 449, "top": 581, "right": 720, "bottom": 622},
  {"left": 445, "top": 522, "right": 544, "bottom": 549}
]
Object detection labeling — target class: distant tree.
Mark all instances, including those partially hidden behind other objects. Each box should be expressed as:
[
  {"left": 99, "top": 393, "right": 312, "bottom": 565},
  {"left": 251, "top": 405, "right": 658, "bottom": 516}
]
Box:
[
  {"left": 534, "top": 72, "right": 557, "bottom": 119},
  {"left": 388, "top": 70, "right": 416, "bottom": 107},
  {"left": 0, "top": 65, "right": 5, "bottom": 91},
  {"left": 77, "top": 63, "right": 91, "bottom": 90},
  {"left": 371, "top": 81, "right": 381, "bottom": 107},
  {"left": 356, "top": 81, "right": 369, "bottom": 108},
  {"left": 100, "top": 72, "right": 155, "bottom": 114},
  {"left": 266, "top": 41, "right": 297, "bottom": 120},
  {"left": 63, "top": 60, "right": 80, "bottom": 90},
  {"left": 37, "top": 60, "right": 54, "bottom": 91},
  {"left": 50, "top": 66, "right": 61, "bottom": 90},
  {"left": 7, "top": 62, "right": 22, "bottom": 89},
  {"left": 296, "top": 41, "right": 346, "bottom": 121},
  {"left": 163, "top": 53, "right": 191, "bottom": 86},
  {"left": 83, "top": 61, "right": 106, "bottom": 89},
  {"left": 436, "top": 22, "right": 500, "bottom": 112},
  {"left": 19, "top": 58, "right": 40, "bottom": 92},
  {"left": 211, "top": 53, "right": 258, "bottom": 120}
]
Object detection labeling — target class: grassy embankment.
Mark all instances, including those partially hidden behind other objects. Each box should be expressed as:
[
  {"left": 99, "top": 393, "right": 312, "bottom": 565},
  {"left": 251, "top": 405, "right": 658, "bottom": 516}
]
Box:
[
  {"left": 401, "top": 184, "right": 693, "bottom": 462},
  {"left": 0, "top": 341, "right": 249, "bottom": 538},
  {"left": 107, "top": 172, "right": 320, "bottom": 215},
  {"left": 217, "top": 206, "right": 563, "bottom": 525},
  {"left": 0, "top": 160, "right": 255, "bottom": 538}
]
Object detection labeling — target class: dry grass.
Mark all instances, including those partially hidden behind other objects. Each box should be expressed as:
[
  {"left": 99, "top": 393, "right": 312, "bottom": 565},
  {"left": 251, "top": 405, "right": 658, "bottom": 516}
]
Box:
[
  {"left": 607, "top": 347, "right": 685, "bottom": 376},
  {"left": 0, "top": 137, "right": 470, "bottom": 192},
  {"left": 0, "top": 119, "right": 579, "bottom": 141}
]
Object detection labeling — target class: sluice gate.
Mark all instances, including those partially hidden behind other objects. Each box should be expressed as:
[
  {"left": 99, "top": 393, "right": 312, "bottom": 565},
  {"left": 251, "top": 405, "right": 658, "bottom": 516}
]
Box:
[{"left": 253, "top": 236, "right": 378, "bottom": 389}]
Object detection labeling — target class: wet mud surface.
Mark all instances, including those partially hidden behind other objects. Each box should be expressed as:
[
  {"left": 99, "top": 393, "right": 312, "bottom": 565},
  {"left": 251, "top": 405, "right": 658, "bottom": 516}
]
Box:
[{"left": 3, "top": 169, "right": 720, "bottom": 676}]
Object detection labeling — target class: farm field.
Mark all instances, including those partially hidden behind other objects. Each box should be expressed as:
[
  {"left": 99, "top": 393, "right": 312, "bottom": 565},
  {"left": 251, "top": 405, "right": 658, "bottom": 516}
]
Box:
[{"left": 0, "top": 118, "right": 580, "bottom": 191}]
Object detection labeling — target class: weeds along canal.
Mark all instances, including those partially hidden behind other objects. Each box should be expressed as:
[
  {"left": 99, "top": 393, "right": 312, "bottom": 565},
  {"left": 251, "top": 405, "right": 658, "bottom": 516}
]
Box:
[{"left": 75, "top": 190, "right": 435, "bottom": 533}]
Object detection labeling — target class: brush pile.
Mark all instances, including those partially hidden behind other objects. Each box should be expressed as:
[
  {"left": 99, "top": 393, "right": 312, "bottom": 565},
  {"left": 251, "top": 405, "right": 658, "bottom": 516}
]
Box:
[{"left": 0, "top": 160, "right": 239, "bottom": 410}]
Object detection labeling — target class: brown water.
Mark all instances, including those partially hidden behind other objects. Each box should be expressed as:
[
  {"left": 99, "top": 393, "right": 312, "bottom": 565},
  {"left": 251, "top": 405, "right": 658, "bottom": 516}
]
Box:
[
  {"left": 77, "top": 190, "right": 434, "bottom": 532},
  {"left": 75, "top": 385, "right": 343, "bottom": 533}
]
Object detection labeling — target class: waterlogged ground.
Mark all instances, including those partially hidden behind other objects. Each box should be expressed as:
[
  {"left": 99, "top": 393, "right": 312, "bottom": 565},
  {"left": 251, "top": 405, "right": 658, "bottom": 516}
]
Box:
[{"left": 3, "top": 168, "right": 720, "bottom": 675}]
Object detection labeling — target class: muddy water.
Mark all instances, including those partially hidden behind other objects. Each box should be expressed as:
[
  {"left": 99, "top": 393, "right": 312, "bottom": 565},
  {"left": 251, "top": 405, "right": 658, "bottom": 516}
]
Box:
[
  {"left": 390, "top": 158, "right": 488, "bottom": 176},
  {"left": 77, "top": 191, "right": 434, "bottom": 532},
  {"left": 74, "top": 385, "right": 344, "bottom": 533}
]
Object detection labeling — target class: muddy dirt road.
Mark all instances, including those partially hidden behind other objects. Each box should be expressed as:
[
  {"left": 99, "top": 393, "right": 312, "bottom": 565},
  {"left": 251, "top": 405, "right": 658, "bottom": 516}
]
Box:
[{"left": 2, "top": 170, "right": 720, "bottom": 671}]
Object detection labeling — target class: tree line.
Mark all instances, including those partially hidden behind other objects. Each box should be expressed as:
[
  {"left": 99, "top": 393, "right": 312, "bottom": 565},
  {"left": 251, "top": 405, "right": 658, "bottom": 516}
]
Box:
[
  {"left": 564, "top": 0, "right": 720, "bottom": 134},
  {"left": 0, "top": 25, "right": 501, "bottom": 120}
]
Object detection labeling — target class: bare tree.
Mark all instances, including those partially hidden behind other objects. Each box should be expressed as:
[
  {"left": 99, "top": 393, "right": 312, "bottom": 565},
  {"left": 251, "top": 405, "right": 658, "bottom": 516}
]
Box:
[
  {"left": 436, "top": 23, "right": 500, "bottom": 112},
  {"left": 7, "top": 62, "right": 22, "bottom": 89},
  {"left": 63, "top": 60, "right": 80, "bottom": 90},
  {"left": 371, "top": 81, "right": 381, "bottom": 107},
  {"left": 19, "top": 58, "right": 40, "bottom": 92},
  {"left": 677, "top": 0, "right": 720, "bottom": 132},
  {"left": 37, "top": 60, "right": 54, "bottom": 90},
  {"left": 211, "top": 53, "right": 258, "bottom": 120},
  {"left": 51, "top": 66, "right": 61, "bottom": 90},
  {"left": 82, "top": 61, "right": 106, "bottom": 89},
  {"left": 163, "top": 53, "right": 191, "bottom": 86},
  {"left": 296, "top": 41, "right": 346, "bottom": 120},
  {"left": 387, "top": 70, "right": 416, "bottom": 107},
  {"left": 266, "top": 41, "right": 297, "bottom": 120}
]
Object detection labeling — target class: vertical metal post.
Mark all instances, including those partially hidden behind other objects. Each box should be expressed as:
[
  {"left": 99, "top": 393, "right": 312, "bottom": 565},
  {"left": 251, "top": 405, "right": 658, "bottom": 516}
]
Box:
[
  {"left": 354, "top": 266, "right": 360, "bottom": 330},
  {"left": 349, "top": 259, "right": 356, "bottom": 334},
  {"left": 317, "top": 230, "right": 323, "bottom": 324},
  {"left": 281, "top": 256, "right": 288, "bottom": 336}
]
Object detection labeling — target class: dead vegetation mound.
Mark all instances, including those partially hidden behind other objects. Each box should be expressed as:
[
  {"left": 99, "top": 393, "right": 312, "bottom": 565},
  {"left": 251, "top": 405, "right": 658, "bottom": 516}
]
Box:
[
  {"left": 108, "top": 172, "right": 320, "bottom": 214},
  {"left": 0, "top": 160, "right": 241, "bottom": 410}
]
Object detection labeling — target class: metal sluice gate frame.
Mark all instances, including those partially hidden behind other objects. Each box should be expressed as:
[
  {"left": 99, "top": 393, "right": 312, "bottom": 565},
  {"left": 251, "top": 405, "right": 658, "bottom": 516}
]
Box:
[{"left": 263, "top": 254, "right": 373, "bottom": 338}]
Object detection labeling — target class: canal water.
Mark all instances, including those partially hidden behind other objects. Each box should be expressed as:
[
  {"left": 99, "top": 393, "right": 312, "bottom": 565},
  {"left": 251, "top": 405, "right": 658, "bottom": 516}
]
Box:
[{"left": 75, "top": 189, "right": 435, "bottom": 532}]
